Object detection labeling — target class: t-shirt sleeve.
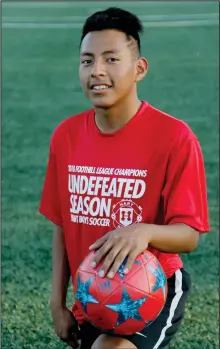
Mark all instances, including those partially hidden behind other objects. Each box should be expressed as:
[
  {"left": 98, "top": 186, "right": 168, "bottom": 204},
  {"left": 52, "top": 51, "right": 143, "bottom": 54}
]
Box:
[
  {"left": 39, "top": 139, "right": 63, "bottom": 226},
  {"left": 162, "top": 136, "right": 210, "bottom": 233}
]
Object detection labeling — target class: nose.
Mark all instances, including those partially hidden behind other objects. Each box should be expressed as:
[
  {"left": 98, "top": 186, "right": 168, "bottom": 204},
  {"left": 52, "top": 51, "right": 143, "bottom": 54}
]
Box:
[{"left": 91, "top": 58, "right": 106, "bottom": 78}]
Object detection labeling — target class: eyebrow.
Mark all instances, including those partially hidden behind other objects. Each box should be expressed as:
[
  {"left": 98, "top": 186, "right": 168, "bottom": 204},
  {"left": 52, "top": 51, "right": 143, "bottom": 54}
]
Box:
[{"left": 80, "top": 50, "right": 120, "bottom": 56}]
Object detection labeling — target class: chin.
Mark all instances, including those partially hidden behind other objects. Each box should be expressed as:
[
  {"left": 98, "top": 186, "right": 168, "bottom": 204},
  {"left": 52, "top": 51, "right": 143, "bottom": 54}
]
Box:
[{"left": 90, "top": 98, "right": 115, "bottom": 109}]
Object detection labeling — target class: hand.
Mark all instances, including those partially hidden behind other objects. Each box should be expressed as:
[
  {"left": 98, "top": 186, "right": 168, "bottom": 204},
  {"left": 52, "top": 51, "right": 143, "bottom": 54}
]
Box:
[
  {"left": 89, "top": 223, "right": 151, "bottom": 279},
  {"left": 51, "top": 305, "right": 81, "bottom": 348}
]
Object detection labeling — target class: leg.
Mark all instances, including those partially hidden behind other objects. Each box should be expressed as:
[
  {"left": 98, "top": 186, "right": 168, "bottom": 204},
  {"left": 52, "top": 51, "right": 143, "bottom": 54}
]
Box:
[
  {"left": 79, "top": 322, "right": 137, "bottom": 349},
  {"left": 79, "top": 321, "right": 102, "bottom": 349},
  {"left": 91, "top": 334, "right": 137, "bottom": 349}
]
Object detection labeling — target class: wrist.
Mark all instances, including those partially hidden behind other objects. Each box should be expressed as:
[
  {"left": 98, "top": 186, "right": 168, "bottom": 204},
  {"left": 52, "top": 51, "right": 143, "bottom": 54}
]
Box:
[
  {"left": 50, "top": 298, "right": 66, "bottom": 312},
  {"left": 138, "top": 223, "right": 154, "bottom": 245}
]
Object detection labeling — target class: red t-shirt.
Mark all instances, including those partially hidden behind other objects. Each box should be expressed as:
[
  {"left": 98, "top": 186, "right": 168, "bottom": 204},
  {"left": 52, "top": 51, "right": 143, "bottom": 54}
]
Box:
[{"left": 39, "top": 101, "right": 210, "bottom": 280}]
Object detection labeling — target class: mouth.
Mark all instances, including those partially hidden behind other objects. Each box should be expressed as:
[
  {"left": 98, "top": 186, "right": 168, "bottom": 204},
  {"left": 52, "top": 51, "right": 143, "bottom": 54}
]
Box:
[{"left": 90, "top": 84, "right": 113, "bottom": 93}]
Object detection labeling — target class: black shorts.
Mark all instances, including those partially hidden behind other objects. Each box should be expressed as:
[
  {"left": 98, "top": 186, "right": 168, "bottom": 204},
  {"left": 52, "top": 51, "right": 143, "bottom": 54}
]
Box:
[{"left": 79, "top": 268, "right": 191, "bottom": 349}]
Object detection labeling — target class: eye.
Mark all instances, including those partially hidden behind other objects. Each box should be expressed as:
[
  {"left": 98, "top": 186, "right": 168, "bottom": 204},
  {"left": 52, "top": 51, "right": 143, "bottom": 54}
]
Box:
[
  {"left": 106, "top": 57, "right": 119, "bottom": 63},
  {"left": 81, "top": 59, "right": 92, "bottom": 65}
]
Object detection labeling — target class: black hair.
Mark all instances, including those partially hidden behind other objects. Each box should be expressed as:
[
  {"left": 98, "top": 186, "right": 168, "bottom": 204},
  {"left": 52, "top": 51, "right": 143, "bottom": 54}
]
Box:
[{"left": 80, "top": 7, "right": 144, "bottom": 54}]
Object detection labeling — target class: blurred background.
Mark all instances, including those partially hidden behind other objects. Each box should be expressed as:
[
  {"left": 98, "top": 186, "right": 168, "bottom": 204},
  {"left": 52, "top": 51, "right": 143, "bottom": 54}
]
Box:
[{"left": 2, "top": 1, "right": 219, "bottom": 348}]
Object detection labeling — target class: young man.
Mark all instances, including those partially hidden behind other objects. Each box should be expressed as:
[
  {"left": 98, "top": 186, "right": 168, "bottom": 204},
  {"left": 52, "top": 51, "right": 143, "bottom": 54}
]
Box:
[{"left": 39, "top": 7, "right": 210, "bottom": 349}]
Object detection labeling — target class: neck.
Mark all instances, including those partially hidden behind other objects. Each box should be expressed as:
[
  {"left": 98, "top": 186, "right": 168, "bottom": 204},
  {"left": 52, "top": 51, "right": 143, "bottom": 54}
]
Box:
[{"left": 94, "top": 94, "right": 142, "bottom": 134}]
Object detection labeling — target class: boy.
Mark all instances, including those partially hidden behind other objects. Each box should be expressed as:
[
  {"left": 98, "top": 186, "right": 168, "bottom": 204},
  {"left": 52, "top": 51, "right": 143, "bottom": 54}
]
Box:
[{"left": 39, "top": 7, "right": 210, "bottom": 349}]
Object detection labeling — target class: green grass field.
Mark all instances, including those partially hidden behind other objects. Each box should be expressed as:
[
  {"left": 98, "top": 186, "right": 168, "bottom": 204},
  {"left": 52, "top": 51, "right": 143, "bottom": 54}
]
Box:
[{"left": 2, "top": 2, "right": 219, "bottom": 348}]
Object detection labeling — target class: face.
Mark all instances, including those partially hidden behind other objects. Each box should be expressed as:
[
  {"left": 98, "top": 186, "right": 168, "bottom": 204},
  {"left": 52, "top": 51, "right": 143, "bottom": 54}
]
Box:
[{"left": 79, "top": 29, "right": 148, "bottom": 108}]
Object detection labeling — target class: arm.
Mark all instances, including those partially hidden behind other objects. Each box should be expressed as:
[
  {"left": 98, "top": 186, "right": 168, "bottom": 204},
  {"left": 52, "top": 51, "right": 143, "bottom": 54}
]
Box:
[
  {"left": 142, "top": 222, "right": 199, "bottom": 253},
  {"left": 50, "top": 224, "right": 70, "bottom": 310},
  {"left": 89, "top": 222, "right": 200, "bottom": 278},
  {"left": 49, "top": 224, "right": 80, "bottom": 348},
  {"left": 39, "top": 140, "right": 80, "bottom": 347}
]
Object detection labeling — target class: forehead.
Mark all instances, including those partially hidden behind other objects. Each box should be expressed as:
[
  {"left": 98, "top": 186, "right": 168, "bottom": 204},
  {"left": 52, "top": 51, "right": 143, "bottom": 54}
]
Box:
[{"left": 80, "top": 30, "right": 129, "bottom": 55}]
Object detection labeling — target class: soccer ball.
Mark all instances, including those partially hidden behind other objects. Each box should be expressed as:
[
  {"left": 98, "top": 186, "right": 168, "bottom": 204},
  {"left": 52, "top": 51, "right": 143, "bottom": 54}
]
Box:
[{"left": 74, "top": 250, "right": 167, "bottom": 335}]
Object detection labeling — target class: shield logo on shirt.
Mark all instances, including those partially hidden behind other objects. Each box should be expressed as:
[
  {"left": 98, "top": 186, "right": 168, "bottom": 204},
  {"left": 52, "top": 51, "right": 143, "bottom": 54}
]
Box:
[
  {"left": 119, "top": 208, "right": 133, "bottom": 226},
  {"left": 112, "top": 199, "right": 142, "bottom": 228}
]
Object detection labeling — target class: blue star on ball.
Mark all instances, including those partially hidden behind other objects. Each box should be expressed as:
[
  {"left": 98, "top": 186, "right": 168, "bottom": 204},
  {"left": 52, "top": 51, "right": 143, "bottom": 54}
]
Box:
[
  {"left": 75, "top": 275, "right": 99, "bottom": 314},
  {"left": 117, "top": 258, "right": 128, "bottom": 279},
  {"left": 106, "top": 287, "right": 147, "bottom": 326},
  {"left": 117, "top": 257, "right": 142, "bottom": 280},
  {"left": 147, "top": 263, "right": 166, "bottom": 298}
]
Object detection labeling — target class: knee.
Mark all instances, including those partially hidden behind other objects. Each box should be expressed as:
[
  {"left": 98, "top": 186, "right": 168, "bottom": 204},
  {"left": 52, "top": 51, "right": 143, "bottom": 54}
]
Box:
[
  {"left": 91, "top": 334, "right": 112, "bottom": 349},
  {"left": 91, "top": 333, "right": 137, "bottom": 349}
]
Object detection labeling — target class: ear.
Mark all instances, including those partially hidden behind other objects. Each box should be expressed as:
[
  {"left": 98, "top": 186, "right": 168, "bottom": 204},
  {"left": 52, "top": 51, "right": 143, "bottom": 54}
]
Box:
[{"left": 135, "top": 57, "right": 148, "bottom": 82}]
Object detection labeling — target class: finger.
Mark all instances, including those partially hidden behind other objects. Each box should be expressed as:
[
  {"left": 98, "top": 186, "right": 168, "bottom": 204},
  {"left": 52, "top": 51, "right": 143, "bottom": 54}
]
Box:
[
  {"left": 70, "top": 315, "right": 81, "bottom": 336},
  {"left": 66, "top": 338, "right": 81, "bottom": 349},
  {"left": 123, "top": 250, "right": 139, "bottom": 274},
  {"left": 65, "top": 331, "right": 81, "bottom": 348},
  {"left": 106, "top": 249, "right": 130, "bottom": 279},
  {"left": 89, "top": 233, "right": 109, "bottom": 250},
  {"left": 97, "top": 245, "right": 123, "bottom": 278},
  {"left": 60, "top": 335, "right": 77, "bottom": 348},
  {"left": 90, "top": 241, "right": 113, "bottom": 269}
]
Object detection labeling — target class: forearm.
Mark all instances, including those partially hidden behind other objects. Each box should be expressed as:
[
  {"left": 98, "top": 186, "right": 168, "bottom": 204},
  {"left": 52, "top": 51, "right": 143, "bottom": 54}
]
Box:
[
  {"left": 50, "top": 224, "right": 71, "bottom": 309},
  {"left": 141, "top": 223, "right": 199, "bottom": 253}
]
